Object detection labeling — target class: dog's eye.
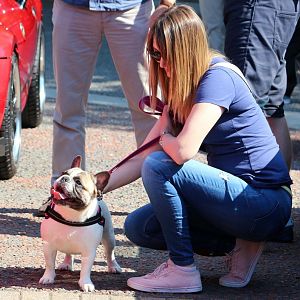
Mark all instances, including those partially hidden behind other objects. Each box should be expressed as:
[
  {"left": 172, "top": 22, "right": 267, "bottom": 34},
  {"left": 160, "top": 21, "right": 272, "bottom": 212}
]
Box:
[{"left": 75, "top": 178, "right": 82, "bottom": 186}]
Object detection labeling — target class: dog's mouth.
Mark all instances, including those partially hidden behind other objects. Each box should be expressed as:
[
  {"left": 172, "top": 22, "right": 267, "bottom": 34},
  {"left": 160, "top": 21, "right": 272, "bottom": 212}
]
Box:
[
  {"left": 51, "top": 187, "right": 87, "bottom": 210},
  {"left": 51, "top": 187, "right": 74, "bottom": 207},
  {"left": 51, "top": 186, "right": 68, "bottom": 200}
]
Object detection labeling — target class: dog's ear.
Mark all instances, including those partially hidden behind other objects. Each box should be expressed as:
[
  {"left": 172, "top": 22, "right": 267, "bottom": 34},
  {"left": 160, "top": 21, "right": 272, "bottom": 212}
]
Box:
[
  {"left": 95, "top": 171, "right": 110, "bottom": 192},
  {"left": 71, "top": 155, "right": 82, "bottom": 168}
]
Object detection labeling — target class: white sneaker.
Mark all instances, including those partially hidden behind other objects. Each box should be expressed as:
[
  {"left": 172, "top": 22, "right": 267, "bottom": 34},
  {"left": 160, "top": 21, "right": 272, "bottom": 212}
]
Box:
[{"left": 127, "top": 259, "right": 202, "bottom": 293}]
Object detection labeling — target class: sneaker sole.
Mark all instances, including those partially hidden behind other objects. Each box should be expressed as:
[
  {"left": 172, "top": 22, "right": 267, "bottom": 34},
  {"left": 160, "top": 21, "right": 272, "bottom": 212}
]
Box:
[
  {"left": 127, "top": 280, "right": 202, "bottom": 293},
  {"left": 219, "top": 243, "right": 264, "bottom": 288}
]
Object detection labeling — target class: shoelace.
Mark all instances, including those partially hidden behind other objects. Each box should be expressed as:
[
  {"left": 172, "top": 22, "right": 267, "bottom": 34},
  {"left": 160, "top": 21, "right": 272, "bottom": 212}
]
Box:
[
  {"left": 145, "top": 261, "right": 169, "bottom": 278},
  {"left": 224, "top": 247, "right": 241, "bottom": 275}
]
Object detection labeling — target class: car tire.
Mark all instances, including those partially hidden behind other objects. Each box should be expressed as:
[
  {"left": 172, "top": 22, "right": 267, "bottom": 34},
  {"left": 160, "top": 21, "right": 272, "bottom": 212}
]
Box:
[
  {"left": 0, "top": 53, "right": 22, "bottom": 180},
  {"left": 22, "top": 27, "right": 46, "bottom": 128}
]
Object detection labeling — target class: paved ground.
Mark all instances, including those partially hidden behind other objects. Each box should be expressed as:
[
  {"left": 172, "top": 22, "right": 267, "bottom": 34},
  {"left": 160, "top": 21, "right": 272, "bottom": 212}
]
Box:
[{"left": 0, "top": 94, "right": 299, "bottom": 299}]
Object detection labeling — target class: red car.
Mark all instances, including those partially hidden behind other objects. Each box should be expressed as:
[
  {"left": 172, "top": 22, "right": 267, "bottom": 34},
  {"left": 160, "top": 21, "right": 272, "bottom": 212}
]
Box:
[{"left": 0, "top": 0, "right": 45, "bottom": 179}]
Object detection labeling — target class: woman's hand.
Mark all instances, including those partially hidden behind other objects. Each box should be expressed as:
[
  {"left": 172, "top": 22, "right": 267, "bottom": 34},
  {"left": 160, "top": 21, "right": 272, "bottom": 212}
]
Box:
[
  {"left": 149, "top": 1, "right": 176, "bottom": 28},
  {"left": 149, "top": 5, "right": 169, "bottom": 28},
  {"left": 159, "top": 103, "right": 225, "bottom": 165}
]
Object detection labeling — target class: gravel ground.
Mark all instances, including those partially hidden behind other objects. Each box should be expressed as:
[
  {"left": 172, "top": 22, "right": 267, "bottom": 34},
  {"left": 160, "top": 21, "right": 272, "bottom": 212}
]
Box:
[{"left": 0, "top": 99, "right": 299, "bottom": 299}]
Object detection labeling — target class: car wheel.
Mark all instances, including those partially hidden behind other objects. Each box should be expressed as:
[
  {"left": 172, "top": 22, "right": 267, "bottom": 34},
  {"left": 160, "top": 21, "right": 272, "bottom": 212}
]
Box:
[
  {"left": 22, "top": 27, "right": 46, "bottom": 128},
  {"left": 0, "top": 53, "right": 22, "bottom": 180}
]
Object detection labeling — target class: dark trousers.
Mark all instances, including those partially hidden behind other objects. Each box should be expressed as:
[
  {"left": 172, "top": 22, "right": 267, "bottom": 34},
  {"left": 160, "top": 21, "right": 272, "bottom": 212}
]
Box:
[
  {"left": 285, "top": 18, "right": 300, "bottom": 97},
  {"left": 224, "top": 0, "right": 299, "bottom": 117}
]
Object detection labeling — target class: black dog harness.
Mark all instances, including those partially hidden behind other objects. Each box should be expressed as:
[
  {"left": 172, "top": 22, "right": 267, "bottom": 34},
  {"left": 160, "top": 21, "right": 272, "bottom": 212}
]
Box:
[{"left": 45, "top": 201, "right": 105, "bottom": 227}]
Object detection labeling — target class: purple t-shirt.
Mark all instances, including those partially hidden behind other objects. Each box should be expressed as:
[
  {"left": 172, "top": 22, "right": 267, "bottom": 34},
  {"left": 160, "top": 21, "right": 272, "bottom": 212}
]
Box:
[{"left": 195, "top": 59, "right": 292, "bottom": 188}]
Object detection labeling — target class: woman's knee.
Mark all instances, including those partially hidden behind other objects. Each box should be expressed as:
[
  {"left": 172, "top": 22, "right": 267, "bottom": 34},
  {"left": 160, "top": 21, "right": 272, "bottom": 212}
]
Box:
[{"left": 141, "top": 151, "right": 173, "bottom": 182}]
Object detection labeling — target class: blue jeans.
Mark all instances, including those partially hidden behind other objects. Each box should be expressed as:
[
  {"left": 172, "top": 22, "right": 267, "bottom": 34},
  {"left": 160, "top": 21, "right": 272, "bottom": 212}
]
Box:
[{"left": 124, "top": 151, "right": 292, "bottom": 266}]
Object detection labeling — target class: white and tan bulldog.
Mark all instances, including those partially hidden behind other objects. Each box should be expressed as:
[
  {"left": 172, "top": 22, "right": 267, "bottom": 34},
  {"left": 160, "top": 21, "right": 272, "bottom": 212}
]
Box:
[{"left": 39, "top": 156, "right": 121, "bottom": 292}]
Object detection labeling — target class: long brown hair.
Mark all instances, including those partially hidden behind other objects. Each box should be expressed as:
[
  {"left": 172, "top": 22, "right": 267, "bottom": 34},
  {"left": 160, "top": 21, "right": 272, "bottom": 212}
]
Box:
[{"left": 147, "top": 5, "right": 217, "bottom": 124}]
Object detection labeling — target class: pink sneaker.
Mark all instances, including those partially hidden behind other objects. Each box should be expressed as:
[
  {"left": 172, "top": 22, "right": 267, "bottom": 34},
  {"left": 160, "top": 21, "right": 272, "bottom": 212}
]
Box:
[
  {"left": 127, "top": 259, "right": 202, "bottom": 293},
  {"left": 219, "top": 241, "right": 264, "bottom": 288}
]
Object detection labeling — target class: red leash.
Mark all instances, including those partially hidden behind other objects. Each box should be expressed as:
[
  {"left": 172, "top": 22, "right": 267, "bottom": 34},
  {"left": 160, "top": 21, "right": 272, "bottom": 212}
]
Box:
[{"left": 108, "top": 96, "right": 164, "bottom": 174}]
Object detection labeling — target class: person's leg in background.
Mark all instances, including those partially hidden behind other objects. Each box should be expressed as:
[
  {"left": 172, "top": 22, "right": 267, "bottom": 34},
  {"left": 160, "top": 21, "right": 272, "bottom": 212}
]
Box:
[
  {"left": 224, "top": 0, "right": 299, "bottom": 169},
  {"left": 52, "top": 0, "right": 104, "bottom": 182},
  {"left": 198, "top": 0, "right": 225, "bottom": 52},
  {"left": 104, "top": 1, "right": 158, "bottom": 147},
  {"left": 224, "top": 0, "right": 299, "bottom": 242},
  {"left": 284, "top": 18, "right": 300, "bottom": 103}
]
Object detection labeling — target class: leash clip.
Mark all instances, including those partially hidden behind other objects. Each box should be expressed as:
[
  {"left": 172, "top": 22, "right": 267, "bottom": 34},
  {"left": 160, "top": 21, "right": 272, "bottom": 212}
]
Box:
[{"left": 97, "top": 190, "right": 103, "bottom": 201}]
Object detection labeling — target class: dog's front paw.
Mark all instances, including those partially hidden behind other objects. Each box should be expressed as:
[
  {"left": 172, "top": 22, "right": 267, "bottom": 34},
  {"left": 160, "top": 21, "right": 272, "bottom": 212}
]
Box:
[
  {"left": 78, "top": 278, "right": 95, "bottom": 292},
  {"left": 108, "top": 259, "right": 122, "bottom": 274},
  {"left": 39, "top": 270, "right": 56, "bottom": 284}
]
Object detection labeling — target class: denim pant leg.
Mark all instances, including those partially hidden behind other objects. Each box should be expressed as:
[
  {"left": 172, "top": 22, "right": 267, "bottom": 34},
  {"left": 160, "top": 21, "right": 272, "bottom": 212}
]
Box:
[
  {"left": 124, "top": 203, "right": 236, "bottom": 256},
  {"left": 140, "top": 151, "right": 292, "bottom": 266}
]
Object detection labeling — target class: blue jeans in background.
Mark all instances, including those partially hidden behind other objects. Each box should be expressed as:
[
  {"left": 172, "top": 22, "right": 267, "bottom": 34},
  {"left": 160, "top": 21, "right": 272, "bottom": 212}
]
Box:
[{"left": 124, "top": 151, "right": 292, "bottom": 266}]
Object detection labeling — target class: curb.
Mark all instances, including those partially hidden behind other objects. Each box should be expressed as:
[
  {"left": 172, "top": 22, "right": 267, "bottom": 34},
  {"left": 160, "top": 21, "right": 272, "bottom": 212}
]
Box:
[{"left": 0, "top": 289, "right": 176, "bottom": 300}]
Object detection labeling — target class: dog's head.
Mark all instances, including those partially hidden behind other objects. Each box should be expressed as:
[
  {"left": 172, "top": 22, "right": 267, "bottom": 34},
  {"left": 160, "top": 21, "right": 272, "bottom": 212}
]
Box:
[{"left": 51, "top": 156, "right": 110, "bottom": 210}]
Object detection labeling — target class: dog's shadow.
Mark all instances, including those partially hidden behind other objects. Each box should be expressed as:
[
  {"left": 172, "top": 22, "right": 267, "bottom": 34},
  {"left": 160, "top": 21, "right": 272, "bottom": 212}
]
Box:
[{"left": 0, "top": 208, "right": 40, "bottom": 237}]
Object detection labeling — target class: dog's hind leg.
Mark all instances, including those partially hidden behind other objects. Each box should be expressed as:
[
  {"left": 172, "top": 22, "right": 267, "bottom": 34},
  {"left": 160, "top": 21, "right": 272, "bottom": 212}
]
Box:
[
  {"left": 99, "top": 201, "right": 122, "bottom": 273},
  {"left": 58, "top": 254, "right": 74, "bottom": 271}
]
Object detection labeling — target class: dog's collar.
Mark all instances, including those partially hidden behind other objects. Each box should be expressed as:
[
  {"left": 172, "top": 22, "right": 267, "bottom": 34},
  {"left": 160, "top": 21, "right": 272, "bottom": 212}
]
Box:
[{"left": 44, "top": 203, "right": 105, "bottom": 227}]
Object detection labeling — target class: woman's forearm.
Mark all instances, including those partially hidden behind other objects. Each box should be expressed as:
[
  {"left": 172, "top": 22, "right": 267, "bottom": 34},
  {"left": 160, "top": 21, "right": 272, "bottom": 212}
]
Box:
[
  {"left": 103, "top": 156, "right": 143, "bottom": 193},
  {"left": 103, "top": 142, "right": 161, "bottom": 194}
]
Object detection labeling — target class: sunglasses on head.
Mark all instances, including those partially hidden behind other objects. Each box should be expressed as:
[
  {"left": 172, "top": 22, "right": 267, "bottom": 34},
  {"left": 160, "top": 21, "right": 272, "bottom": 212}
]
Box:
[{"left": 148, "top": 49, "right": 162, "bottom": 62}]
